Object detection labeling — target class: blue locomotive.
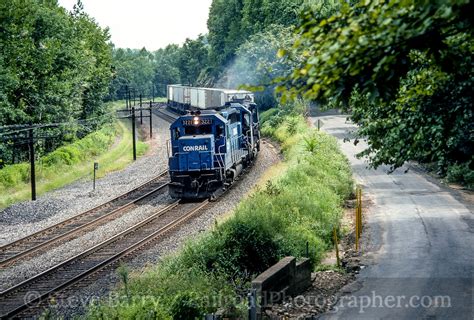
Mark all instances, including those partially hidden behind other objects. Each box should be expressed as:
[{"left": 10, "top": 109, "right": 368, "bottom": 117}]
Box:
[{"left": 167, "top": 87, "right": 260, "bottom": 199}]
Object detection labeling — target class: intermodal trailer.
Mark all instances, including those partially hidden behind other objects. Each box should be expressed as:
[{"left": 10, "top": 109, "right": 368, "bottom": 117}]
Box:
[{"left": 167, "top": 85, "right": 254, "bottom": 113}]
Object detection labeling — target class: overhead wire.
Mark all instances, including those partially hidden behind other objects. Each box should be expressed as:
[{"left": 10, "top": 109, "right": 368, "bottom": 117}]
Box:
[
  {"left": 0, "top": 108, "right": 119, "bottom": 138},
  {"left": 1, "top": 83, "right": 159, "bottom": 139}
]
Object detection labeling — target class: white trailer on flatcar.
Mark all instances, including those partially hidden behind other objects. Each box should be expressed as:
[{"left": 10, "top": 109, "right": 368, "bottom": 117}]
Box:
[{"left": 167, "top": 85, "right": 254, "bottom": 113}]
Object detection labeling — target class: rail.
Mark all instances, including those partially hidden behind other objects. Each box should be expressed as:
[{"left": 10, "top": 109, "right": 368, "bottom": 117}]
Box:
[
  {"left": 0, "top": 170, "right": 170, "bottom": 268},
  {"left": 0, "top": 199, "right": 210, "bottom": 318}
]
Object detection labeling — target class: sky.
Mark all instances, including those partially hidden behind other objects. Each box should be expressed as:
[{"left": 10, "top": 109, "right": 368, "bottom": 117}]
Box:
[{"left": 58, "top": 0, "right": 213, "bottom": 51}]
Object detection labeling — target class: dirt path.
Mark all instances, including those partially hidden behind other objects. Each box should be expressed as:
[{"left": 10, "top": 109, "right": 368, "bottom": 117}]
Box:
[{"left": 311, "top": 114, "right": 473, "bottom": 319}]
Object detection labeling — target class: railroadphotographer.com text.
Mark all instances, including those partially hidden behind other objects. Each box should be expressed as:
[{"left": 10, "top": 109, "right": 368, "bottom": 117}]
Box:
[{"left": 327, "top": 291, "right": 451, "bottom": 313}]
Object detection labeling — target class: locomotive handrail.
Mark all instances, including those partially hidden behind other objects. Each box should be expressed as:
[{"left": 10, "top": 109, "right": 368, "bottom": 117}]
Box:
[
  {"left": 166, "top": 139, "right": 171, "bottom": 158},
  {"left": 217, "top": 145, "right": 226, "bottom": 167},
  {"left": 217, "top": 145, "right": 227, "bottom": 181}
]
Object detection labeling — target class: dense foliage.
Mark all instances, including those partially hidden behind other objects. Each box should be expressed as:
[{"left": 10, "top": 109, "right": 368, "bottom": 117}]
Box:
[
  {"left": 107, "top": 36, "right": 210, "bottom": 99},
  {"left": 207, "top": 0, "right": 304, "bottom": 77},
  {"left": 279, "top": 0, "right": 473, "bottom": 183},
  {"left": 108, "top": 48, "right": 156, "bottom": 100},
  {"left": 220, "top": 25, "right": 298, "bottom": 108},
  {"left": 0, "top": 0, "right": 112, "bottom": 125},
  {"left": 0, "top": 0, "right": 113, "bottom": 165}
]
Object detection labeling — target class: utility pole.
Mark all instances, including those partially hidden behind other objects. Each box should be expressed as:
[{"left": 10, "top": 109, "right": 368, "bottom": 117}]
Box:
[
  {"left": 29, "top": 128, "right": 36, "bottom": 201},
  {"left": 131, "top": 106, "right": 136, "bottom": 161},
  {"left": 125, "top": 86, "right": 129, "bottom": 110},
  {"left": 140, "top": 94, "right": 143, "bottom": 125},
  {"left": 128, "top": 88, "right": 132, "bottom": 115},
  {"left": 149, "top": 101, "right": 153, "bottom": 139}
]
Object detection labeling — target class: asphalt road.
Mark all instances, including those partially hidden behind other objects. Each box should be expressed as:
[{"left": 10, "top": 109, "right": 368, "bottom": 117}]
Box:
[{"left": 311, "top": 114, "right": 473, "bottom": 320}]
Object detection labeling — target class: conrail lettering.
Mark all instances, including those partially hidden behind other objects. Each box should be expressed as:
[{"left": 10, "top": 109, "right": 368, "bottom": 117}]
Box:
[{"left": 183, "top": 145, "right": 208, "bottom": 152}]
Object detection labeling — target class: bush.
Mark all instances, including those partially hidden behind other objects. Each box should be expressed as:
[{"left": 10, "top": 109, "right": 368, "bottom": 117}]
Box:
[
  {"left": 446, "top": 161, "right": 474, "bottom": 190},
  {"left": 206, "top": 217, "right": 280, "bottom": 275},
  {"left": 169, "top": 292, "right": 202, "bottom": 320},
  {"left": 43, "top": 126, "right": 115, "bottom": 167},
  {"left": 0, "top": 125, "right": 116, "bottom": 190},
  {"left": 87, "top": 299, "right": 172, "bottom": 320},
  {"left": 0, "top": 163, "right": 30, "bottom": 188}
]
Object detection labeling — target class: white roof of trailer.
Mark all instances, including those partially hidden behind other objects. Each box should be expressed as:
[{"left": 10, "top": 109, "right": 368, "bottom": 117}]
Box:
[{"left": 167, "top": 85, "right": 252, "bottom": 95}]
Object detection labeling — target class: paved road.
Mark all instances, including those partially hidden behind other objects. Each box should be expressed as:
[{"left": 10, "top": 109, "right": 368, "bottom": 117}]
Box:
[{"left": 311, "top": 114, "right": 473, "bottom": 320}]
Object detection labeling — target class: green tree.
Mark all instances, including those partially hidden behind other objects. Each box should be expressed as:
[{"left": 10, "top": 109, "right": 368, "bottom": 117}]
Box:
[
  {"left": 177, "top": 36, "right": 210, "bottom": 86},
  {"left": 154, "top": 44, "right": 181, "bottom": 96},
  {"left": 279, "top": 0, "right": 473, "bottom": 179},
  {"left": 108, "top": 47, "right": 155, "bottom": 100},
  {"left": 223, "top": 25, "right": 297, "bottom": 108},
  {"left": 71, "top": 3, "right": 113, "bottom": 120},
  {"left": 208, "top": 0, "right": 245, "bottom": 71},
  {"left": 0, "top": 0, "right": 113, "bottom": 163},
  {"left": 208, "top": 0, "right": 304, "bottom": 79}
]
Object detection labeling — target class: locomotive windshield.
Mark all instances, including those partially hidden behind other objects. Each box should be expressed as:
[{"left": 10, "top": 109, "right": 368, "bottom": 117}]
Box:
[{"left": 184, "top": 125, "right": 213, "bottom": 135}]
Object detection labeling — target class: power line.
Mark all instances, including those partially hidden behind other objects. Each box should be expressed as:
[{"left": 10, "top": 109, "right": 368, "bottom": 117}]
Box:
[{"left": 0, "top": 109, "right": 118, "bottom": 137}]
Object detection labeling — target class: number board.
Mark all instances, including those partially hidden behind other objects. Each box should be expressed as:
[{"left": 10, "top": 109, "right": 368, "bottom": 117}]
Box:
[{"left": 182, "top": 118, "right": 212, "bottom": 126}]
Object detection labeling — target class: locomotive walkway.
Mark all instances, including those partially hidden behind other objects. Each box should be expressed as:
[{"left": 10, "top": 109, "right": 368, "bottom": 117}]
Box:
[{"left": 311, "top": 113, "right": 473, "bottom": 319}]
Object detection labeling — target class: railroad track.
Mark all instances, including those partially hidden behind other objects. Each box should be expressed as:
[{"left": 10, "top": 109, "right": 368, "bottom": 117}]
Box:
[
  {"left": 0, "top": 104, "right": 270, "bottom": 318},
  {"left": 152, "top": 105, "right": 179, "bottom": 123},
  {"left": 0, "top": 199, "right": 209, "bottom": 318},
  {"left": 0, "top": 170, "right": 170, "bottom": 268}
]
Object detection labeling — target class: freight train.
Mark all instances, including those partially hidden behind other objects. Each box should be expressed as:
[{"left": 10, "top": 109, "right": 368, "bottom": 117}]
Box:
[
  {"left": 167, "top": 85, "right": 260, "bottom": 199},
  {"left": 167, "top": 84, "right": 255, "bottom": 114}
]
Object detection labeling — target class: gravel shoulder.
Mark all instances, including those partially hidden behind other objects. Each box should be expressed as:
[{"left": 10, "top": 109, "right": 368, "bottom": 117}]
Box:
[{"left": 0, "top": 114, "right": 170, "bottom": 246}]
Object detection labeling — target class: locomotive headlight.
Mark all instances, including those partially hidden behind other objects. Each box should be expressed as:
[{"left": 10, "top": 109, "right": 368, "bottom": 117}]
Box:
[{"left": 193, "top": 116, "right": 199, "bottom": 125}]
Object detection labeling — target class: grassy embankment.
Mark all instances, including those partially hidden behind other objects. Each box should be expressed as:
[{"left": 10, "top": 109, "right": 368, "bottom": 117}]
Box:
[
  {"left": 0, "top": 101, "right": 149, "bottom": 209},
  {"left": 85, "top": 103, "right": 353, "bottom": 319}
]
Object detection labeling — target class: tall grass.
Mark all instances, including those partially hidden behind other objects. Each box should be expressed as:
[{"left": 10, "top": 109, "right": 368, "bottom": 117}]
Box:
[
  {"left": 85, "top": 110, "right": 353, "bottom": 319},
  {"left": 0, "top": 121, "right": 148, "bottom": 209}
]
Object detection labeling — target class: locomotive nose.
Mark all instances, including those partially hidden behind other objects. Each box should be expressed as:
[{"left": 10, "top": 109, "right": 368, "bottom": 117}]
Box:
[{"left": 177, "top": 134, "right": 215, "bottom": 171}]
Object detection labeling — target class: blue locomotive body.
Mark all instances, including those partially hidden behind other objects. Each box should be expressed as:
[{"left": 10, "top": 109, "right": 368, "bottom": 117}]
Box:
[{"left": 168, "top": 102, "right": 260, "bottom": 199}]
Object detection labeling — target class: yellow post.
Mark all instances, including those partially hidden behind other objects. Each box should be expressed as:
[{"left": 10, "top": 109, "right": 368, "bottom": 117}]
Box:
[
  {"left": 355, "top": 185, "right": 363, "bottom": 251},
  {"left": 333, "top": 226, "right": 340, "bottom": 267},
  {"left": 358, "top": 187, "right": 362, "bottom": 238},
  {"left": 355, "top": 188, "right": 359, "bottom": 251}
]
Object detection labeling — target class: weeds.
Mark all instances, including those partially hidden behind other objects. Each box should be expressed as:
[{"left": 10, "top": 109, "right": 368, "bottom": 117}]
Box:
[
  {"left": 303, "top": 134, "right": 318, "bottom": 153},
  {"left": 118, "top": 264, "right": 130, "bottom": 302},
  {"left": 446, "top": 161, "right": 474, "bottom": 190}
]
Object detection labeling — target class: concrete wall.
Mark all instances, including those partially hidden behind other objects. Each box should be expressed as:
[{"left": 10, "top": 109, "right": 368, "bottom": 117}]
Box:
[{"left": 251, "top": 256, "right": 312, "bottom": 317}]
